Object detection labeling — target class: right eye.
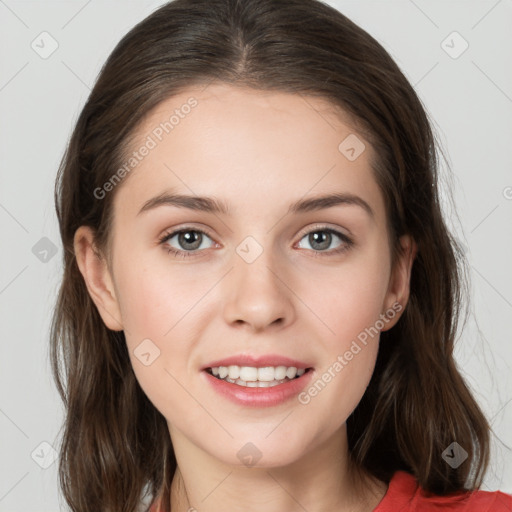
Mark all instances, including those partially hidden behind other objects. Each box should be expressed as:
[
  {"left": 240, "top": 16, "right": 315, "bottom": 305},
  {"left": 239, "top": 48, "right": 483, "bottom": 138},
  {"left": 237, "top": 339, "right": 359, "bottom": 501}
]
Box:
[{"left": 159, "top": 228, "right": 217, "bottom": 258}]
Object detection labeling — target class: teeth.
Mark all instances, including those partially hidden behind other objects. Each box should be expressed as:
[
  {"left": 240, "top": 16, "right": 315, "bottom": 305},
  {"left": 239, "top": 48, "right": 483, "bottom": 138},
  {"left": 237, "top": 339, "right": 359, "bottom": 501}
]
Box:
[
  {"left": 239, "top": 366, "right": 258, "bottom": 381},
  {"left": 286, "top": 367, "right": 298, "bottom": 379},
  {"left": 228, "top": 365, "right": 239, "bottom": 379},
  {"left": 258, "top": 367, "right": 276, "bottom": 381},
  {"left": 274, "top": 366, "right": 288, "bottom": 380},
  {"left": 208, "top": 365, "right": 308, "bottom": 386}
]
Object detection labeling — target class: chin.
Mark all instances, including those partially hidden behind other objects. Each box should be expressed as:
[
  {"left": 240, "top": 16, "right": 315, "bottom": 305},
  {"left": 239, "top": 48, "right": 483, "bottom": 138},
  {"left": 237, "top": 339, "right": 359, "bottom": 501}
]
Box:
[{"left": 204, "top": 435, "right": 311, "bottom": 470}]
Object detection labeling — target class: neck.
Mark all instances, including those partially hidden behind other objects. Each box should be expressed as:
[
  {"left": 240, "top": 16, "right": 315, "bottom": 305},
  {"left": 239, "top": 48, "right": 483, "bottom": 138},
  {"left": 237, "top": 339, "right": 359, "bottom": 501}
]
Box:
[{"left": 167, "top": 425, "right": 387, "bottom": 512}]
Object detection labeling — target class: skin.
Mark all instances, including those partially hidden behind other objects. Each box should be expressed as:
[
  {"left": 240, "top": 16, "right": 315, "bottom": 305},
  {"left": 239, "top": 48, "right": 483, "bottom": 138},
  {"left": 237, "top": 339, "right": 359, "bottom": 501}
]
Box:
[{"left": 74, "top": 83, "right": 416, "bottom": 512}]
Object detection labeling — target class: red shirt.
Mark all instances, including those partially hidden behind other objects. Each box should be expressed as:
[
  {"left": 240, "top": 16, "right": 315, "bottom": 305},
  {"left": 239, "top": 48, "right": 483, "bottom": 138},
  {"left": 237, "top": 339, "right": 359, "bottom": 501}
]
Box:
[
  {"left": 149, "top": 470, "right": 512, "bottom": 511},
  {"left": 374, "top": 470, "right": 512, "bottom": 511}
]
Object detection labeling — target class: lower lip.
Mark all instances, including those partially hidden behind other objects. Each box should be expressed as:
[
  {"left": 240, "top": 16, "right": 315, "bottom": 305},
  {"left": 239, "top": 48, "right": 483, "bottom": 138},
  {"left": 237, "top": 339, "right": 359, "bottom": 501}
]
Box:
[{"left": 202, "top": 369, "right": 315, "bottom": 407}]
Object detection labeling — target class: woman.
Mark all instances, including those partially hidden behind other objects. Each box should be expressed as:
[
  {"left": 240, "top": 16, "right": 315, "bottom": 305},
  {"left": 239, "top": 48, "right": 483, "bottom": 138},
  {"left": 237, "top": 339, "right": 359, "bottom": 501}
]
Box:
[{"left": 50, "top": 0, "right": 512, "bottom": 510}]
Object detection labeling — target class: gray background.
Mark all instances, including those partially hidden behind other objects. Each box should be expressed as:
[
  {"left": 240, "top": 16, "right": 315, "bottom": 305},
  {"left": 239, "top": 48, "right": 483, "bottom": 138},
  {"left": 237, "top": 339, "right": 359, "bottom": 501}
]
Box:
[{"left": 1, "top": 0, "right": 511, "bottom": 510}]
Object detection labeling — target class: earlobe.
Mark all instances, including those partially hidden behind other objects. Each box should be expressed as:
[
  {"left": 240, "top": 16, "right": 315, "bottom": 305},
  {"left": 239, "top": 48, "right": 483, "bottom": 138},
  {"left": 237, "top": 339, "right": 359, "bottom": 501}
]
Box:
[
  {"left": 382, "top": 234, "right": 417, "bottom": 331},
  {"left": 73, "top": 226, "right": 124, "bottom": 331}
]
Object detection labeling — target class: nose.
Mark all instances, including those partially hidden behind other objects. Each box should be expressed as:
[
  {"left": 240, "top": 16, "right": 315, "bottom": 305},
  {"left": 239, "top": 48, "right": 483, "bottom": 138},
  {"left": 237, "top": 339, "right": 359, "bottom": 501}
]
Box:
[{"left": 221, "top": 248, "right": 296, "bottom": 333}]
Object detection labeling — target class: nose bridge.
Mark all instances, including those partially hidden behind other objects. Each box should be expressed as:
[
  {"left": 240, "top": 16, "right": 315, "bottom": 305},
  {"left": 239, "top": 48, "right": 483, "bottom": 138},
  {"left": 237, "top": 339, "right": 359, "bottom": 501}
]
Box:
[{"left": 221, "top": 233, "right": 295, "bottom": 331}]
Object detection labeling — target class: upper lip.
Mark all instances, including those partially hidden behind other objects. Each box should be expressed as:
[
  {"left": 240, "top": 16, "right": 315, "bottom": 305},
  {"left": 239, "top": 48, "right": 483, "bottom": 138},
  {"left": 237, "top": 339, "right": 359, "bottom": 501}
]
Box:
[{"left": 201, "top": 354, "right": 313, "bottom": 371}]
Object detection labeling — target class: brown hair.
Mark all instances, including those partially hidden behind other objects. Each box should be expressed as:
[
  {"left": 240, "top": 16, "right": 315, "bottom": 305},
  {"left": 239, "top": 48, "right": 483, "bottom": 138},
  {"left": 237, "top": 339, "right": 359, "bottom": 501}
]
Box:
[{"left": 50, "top": 0, "right": 490, "bottom": 510}]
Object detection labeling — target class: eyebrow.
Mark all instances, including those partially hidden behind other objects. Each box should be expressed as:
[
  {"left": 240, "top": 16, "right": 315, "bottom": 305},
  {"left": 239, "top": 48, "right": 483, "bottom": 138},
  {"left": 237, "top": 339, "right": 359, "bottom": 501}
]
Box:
[{"left": 137, "top": 190, "right": 374, "bottom": 218}]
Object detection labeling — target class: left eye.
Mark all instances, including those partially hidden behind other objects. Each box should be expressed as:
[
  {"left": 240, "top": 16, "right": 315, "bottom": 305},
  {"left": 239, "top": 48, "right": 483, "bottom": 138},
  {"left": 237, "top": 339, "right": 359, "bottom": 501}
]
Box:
[{"left": 296, "top": 228, "right": 351, "bottom": 253}]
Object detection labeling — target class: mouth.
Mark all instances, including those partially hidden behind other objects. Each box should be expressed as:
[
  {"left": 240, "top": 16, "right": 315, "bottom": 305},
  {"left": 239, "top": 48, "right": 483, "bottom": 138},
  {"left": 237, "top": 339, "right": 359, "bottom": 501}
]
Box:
[{"left": 204, "top": 365, "right": 314, "bottom": 388}]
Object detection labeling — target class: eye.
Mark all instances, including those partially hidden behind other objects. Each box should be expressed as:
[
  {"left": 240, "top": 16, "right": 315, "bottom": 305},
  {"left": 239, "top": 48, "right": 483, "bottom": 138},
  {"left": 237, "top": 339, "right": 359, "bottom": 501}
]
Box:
[
  {"left": 159, "top": 228, "right": 216, "bottom": 258},
  {"left": 159, "top": 225, "right": 353, "bottom": 259},
  {"left": 296, "top": 226, "right": 353, "bottom": 256}
]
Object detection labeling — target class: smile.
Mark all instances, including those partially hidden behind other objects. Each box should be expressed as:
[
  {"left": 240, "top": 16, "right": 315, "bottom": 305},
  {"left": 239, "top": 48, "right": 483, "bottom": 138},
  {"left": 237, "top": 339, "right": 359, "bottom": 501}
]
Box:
[
  {"left": 203, "top": 365, "right": 315, "bottom": 407},
  {"left": 206, "top": 365, "right": 309, "bottom": 387}
]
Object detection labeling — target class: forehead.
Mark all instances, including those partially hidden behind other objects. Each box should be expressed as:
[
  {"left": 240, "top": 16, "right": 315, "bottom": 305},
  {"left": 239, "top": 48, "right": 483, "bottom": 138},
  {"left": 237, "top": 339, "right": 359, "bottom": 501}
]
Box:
[{"left": 112, "top": 82, "right": 383, "bottom": 221}]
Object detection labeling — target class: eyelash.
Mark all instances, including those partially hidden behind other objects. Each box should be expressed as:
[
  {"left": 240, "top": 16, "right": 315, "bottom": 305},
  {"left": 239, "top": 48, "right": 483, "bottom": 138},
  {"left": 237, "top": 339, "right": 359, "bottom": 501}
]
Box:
[{"left": 158, "top": 226, "right": 354, "bottom": 259}]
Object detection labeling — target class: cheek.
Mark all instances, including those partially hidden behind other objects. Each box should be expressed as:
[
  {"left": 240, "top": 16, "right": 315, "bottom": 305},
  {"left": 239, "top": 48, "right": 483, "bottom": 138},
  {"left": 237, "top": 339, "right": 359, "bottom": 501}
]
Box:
[
  {"left": 295, "top": 243, "right": 389, "bottom": 412},
  {"left": 112, "top": 254, "right": 208, "bottom": 399},
  {"left": 299, "top": 275, "right": 386, "bottom": 428},
  {"left": 298, "top": 247, "right": 391, "bottom": 346},
  {"left": 114, "top": 253, "right": 203, "bottom": 341},
  {"left": 115, "top": 263, "right": 202, "bottom": 421}
]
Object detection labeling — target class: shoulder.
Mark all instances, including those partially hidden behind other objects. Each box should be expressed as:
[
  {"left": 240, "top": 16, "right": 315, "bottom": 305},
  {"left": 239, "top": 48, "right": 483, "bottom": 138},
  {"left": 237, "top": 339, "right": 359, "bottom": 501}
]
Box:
[{"left": 374, "top": 470, "right": 512, "bottom": 511}]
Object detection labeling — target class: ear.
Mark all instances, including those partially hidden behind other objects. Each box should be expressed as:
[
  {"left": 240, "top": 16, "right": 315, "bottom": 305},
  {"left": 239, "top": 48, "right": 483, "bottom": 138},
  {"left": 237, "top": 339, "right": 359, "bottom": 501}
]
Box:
[
  {"left": 73, "top": 226, "right": 124, "bottom": 331},
  {"left": 381, "top": 234, "right": 417, "bottom": 331}
]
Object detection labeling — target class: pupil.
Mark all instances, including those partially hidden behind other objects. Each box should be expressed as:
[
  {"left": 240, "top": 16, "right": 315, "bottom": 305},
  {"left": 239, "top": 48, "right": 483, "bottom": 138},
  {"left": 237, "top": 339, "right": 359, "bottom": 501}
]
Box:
[
  {"left": 179, "top": 231, "right": 201, "bottom": 250},
  {"left": 310, "top": 231, "right": 330, "bottom": 250}
]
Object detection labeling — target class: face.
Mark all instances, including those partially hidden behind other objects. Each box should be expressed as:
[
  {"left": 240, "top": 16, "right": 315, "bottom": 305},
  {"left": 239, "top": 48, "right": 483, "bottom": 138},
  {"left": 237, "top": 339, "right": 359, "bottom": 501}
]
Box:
[{"left": 76, "top": 83, "right": 414, "bottom": 469}]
